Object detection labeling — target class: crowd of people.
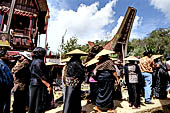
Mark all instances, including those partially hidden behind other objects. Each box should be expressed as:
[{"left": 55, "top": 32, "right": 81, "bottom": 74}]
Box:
[
  {"left": 61, "top": 48, "right": 170, "bottom": 113},
  {"left": 0, "top": 46, "right": 170, "bottom": 113},
  {"left": 0, "top": 47, "right": 52, "bottom": 113}
]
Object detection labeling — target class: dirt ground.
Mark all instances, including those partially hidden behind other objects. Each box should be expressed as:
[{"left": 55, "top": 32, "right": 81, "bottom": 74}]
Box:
[
  {"left": 45, "top": 83, "right": 170, "bottom": 113},
  {"left": 10, "top": 83, "right": 170, "bottom": 113}
]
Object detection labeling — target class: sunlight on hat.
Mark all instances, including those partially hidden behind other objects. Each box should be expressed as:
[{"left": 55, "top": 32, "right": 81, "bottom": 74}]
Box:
[
  {"left": 124, "top": 56, "right": 139, "bottom": 61},
  {"left": 66, "top": 49, "right": 87, "bottom": 56},
  {"left": 96, "top": 49, "right": 115, "bottom": 57},
  {"left": 151, "top": 55, "right": 163, "bottom": 60},
  {"left": 85, "top": 56, "right": 99, "bottom": 67}
]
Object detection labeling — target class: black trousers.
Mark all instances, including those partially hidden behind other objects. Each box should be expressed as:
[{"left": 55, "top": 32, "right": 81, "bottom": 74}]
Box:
[
  {"left": 89, "top": 82, "right": 98, "bottom": 104},
  {"left": 127, "top": 83, "right": 140, "bottom": 107},
  {"left": 13, "top": 89, "right": 28, "bottom": 113},
  {"left": 0, "top": 85, "right": 11, "bottom": 113},
  {"left": 28, "top": 85, "right": 46, "bottom": 113}
]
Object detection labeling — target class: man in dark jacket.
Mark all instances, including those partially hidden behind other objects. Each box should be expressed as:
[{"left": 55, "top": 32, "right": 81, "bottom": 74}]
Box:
[
  {"left": 29, "top": 47, "right": 52, "bottom": 113},
  {"left": 0, "top": 49, "right": 13, "bottom": 113}
]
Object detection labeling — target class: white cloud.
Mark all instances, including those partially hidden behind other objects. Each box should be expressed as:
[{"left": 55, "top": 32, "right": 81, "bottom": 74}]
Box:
[
  {"left": 149, "top": 0, "right": 170, "bottom": 20},
  {"left": 41, "top": 0, "right": 118, "bottom": 53},
  {"left": 130, "top": 16, "right": 143, "bottom": 40}
]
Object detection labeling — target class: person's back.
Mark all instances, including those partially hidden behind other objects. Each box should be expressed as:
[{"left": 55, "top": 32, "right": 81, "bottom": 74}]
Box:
[{"left": 139, "top": 56, "right": 153, "bottom": 73}]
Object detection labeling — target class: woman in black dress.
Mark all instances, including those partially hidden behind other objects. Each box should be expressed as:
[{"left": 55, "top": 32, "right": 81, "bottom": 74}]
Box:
[
  {"left": 63, "top": 49, "right": 87, "bottom": 113},
  {"left": 152, "top": 55, "right": 168, "bottom": 99},
  {"left": 93, "top": 49, "right": 120, "bottom": 112}
]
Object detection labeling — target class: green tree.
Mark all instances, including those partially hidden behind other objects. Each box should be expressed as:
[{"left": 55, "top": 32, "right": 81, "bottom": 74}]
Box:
[
  {"left": 62, "top": 37, "right": 81, "bottom": 57},
  {"left": 128, "top": 28, "right": 170, "bottom": 58}
]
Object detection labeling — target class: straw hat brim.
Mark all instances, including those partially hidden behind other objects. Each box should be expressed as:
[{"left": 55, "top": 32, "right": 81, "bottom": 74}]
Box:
[
  {"left": 151, "top": 55, "right": 163, "bottom": 60},
  {"left": 96, "top": 49, "right": 115, "bottom": 57},
  {"left": 124, "top": 56, "right": 139, "bottom": 61},
  {"left": 19, "top": 51, "right": 32, "bottom": 60},
  {"left": 85, "top": 57, "right": 99, "bottom": 67},
  {"left": 45, "top": 62, "right": 58, "bottom": 66},
  {"left": 66, "top": 49, "right": 87, "bottom": 56},
  {"left": 110, "top": 58, "right": 118, "bottom": 61},
  {"left": 61, "top": 57, "right": 71, "bottom": 63}
]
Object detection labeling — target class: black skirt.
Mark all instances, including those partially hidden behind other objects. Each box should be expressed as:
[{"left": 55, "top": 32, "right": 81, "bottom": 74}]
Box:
[
  {"left": 96, "top": 70, "right": 115, "bottom": 111},
  {"left": 63, "top": 84, "right": 82, "bottom": 113}
]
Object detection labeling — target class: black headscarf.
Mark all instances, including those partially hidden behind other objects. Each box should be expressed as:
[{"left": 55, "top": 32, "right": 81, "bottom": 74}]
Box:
[{"left": 32, "top": 47, "right": 46, "bottom": 59}]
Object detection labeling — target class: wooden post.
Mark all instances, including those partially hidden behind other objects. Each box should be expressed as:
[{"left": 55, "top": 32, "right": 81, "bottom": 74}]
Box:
[
  {"left": 0, "top": 12, "right": 5, "bottom": 31},
  {"left": 29, "top": 16, "right": 32, "bottom": 37},
  {"left": 44, "top": 17, "right": 49, "bottom": 63},
  {"left": 6, "top": 0, "right": 16, "bottom": 33},
  {"left": 122, "top": 43, "right": 125, "bottom": 66}
]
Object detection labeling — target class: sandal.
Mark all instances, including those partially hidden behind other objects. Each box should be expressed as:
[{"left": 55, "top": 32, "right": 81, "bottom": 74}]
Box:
[
  {"left": 107, "top": 109, "right": 117, "bottom": 113},
  {"left": 93, "top": 106, "right": 102, "bottom": 112}
]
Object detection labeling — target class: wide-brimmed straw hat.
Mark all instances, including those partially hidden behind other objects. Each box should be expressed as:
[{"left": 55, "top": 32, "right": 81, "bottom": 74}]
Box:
[
  {"left": 19, "top": 51, "right": 32, "bottom": 60},
  {"left": 85, "top": 56, "right": 99, "bottom": 67},
  {"left": 66, "top": 49, "right": 87, "bottom": 56},
  {"left": 61, "top": 57, "right": 71, "bottom": 63},
  {"left": 96, "top": 49, "right": 115, "bottom": 57},
  {"left": 124, "top": 56, "right": 139, "bottom": 61},
  {"left": 110, "top": 58, "right": 118, "bottom": 61},
  {"left": 151, "top": 55, "right": 163, "bottom": 60},
  {"left": 45, "top": 62, "right": 58, "bottom": 66}
]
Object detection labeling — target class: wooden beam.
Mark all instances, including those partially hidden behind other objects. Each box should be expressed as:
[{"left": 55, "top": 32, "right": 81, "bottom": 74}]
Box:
[
  {"left": 0, "top": 12, "right": 5, "bottom": 31},
  {"left": 6, "top": 0, "right": 16, "bottom": 33}
]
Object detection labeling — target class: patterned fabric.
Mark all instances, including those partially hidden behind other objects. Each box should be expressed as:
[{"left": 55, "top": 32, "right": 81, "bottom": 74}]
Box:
[
  {"left": 0, "top": 60, "right": 13, "bottom": 88},
  {"left": 166, "top": 60, "right": 170, "bottom": 76},
  {"left": 12, "top": 59, "right": 30, "bottom": 91},
  {"left": 12, "top": 59, "right": 29, "bottom": 74},
  {"left": 95, "top": 59, "right": 115, "bottom": 71},
  {"left": 66, "top": 58, "right": 85, "bottom": 79},
  {"left": 65, "top": 77, "right": 80, "bottom": 88},
  {"left": 153, "top": 61, "right": 168, "bottom": 99},
  {"left": 128, "top": 65, "right": 138, "bottom": 83},
  {"left": 139, "top": 56, "right": 153, "bottom": 72},
  {"left": 124, "top": 63, "right": 143, "bottom": 86},
  {"left": 62, "top": 65, "right": 67, "bottom": 86}
]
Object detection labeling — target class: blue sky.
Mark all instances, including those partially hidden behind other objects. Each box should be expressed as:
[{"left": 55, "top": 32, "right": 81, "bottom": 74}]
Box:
[{"left": 40, "top": 0, "right": 170, "bottom": 53}]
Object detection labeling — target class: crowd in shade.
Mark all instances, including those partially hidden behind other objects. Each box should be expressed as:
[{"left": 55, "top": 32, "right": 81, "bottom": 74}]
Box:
[{"left": 0, "top": 46, "right": 170, "bottom": 113}]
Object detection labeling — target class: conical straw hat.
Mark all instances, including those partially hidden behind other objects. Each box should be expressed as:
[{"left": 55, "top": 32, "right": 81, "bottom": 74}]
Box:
[
  {"left": 85, "top": 56, "right": 99, "bottom": 67},
  {"left": 96, "top": 49, "right": 115, "bottom": 57},
  {"left": 124, "top": 56, "right": 139, "bottom": 61},
  {"left": 66, "top": 49, "right": 87, "bottom": 56},
  {"left": 61, "top": 57, "right": 71, "bottom": 63},
  {"left": 110, "top": 58, "right": 118, "bottom": 61},
  {"left": 45, "top": 62, "right": 58, "bottom": 66},
  {"left": 151, "top": 55, "right": 163, "bottom": 60}
]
